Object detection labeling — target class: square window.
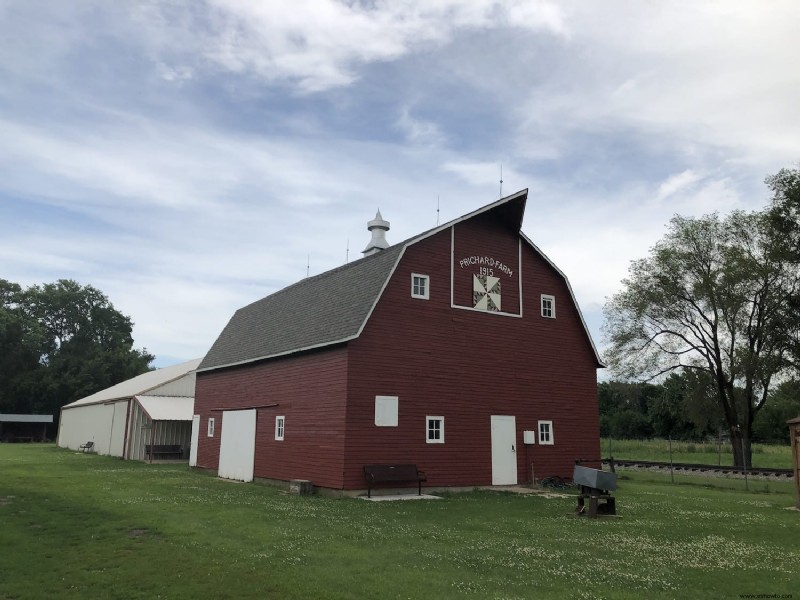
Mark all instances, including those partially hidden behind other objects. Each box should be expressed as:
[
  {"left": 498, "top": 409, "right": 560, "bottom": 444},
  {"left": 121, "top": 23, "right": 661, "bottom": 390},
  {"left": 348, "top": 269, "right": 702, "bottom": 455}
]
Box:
[
  {"left": 426, "top": 416, "right": 444, "bottom": 443},
  {"left": 412, "top": 274, "right": 430, "bottom": 299},
  {"left": 375, "top": 396, "right": 399, "bottom": 427},
  {"left": 207, "top": 417, "right": 215, "bottom": 438},
  {"left": 538, "top": 420, "right": 554, "bottom": 445},
  {"left": 541, "top": 294, "right": 555, "bottom": 318},
  {"left": 275, "top": 416, "right": 285, "bottom": 441}
]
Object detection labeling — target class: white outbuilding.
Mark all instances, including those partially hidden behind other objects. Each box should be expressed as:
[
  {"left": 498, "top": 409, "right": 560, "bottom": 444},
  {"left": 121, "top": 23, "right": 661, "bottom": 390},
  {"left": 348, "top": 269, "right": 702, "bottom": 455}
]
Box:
[{"left": 57, "top": 358, "right": 201, "bottom": 461}]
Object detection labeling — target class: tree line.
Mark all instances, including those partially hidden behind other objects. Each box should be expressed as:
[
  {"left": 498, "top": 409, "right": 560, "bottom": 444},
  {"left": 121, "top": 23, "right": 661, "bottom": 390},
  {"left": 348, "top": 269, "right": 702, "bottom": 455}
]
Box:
[
  {"left": 0, "top": 279, "right": 153, "bottom": 428},
  {"left": 603, "top": 167, "right": 800, "bottom": 467},
  {"left": 599, "top": 374, "right": 800, "bottom": 444}
]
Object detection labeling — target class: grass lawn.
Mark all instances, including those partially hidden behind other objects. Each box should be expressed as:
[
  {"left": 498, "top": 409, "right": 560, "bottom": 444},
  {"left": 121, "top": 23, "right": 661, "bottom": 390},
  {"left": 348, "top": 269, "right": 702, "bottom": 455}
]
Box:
[
  {"left": 1, "top": 444, "right": 798, "bottom": 600},
  {"left": 601, "top": 437, "right": 794, "bottom": 469}
]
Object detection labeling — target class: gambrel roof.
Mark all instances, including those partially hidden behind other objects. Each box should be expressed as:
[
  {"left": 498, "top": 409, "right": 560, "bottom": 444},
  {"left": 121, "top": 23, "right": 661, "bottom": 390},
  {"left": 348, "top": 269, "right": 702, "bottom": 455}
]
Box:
[
  {"left": 199, "top": 190, "right": 603, "bottom": 372},
  {"left": 199, "top": 244, "right": 404, "bottom": 371}
]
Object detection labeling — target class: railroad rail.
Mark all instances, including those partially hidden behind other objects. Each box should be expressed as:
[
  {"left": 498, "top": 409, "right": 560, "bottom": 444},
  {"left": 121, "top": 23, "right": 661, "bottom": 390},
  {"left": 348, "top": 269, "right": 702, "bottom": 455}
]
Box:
[{"left": 601, "top": 458, "right": 793, "bottom": 479}]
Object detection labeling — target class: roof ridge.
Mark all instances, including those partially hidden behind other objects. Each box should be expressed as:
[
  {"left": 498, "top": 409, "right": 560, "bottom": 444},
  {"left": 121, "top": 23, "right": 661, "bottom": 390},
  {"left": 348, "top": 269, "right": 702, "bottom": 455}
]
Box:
[{"left": 238, "top": 244, "right": 405, "bottom": 313}]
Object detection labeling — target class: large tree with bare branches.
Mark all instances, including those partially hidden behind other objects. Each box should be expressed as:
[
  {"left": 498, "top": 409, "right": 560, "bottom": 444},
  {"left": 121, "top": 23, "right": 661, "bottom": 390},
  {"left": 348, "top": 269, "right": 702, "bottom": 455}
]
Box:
[{"left": 603, "top": 197, "right": 800, "bottom": 467}]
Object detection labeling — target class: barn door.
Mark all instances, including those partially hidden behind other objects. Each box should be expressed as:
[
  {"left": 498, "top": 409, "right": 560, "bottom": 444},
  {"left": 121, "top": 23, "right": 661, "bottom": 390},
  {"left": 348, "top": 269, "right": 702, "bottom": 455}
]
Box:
[
  {"left": 189, "top": 415, "right": 200, "bottom": 467},
  {"left": 218, "top": 410, "right": 256, "bottom": 482},
  {"left": 491, "top": 415, "right": 517, "bottom": 485}
]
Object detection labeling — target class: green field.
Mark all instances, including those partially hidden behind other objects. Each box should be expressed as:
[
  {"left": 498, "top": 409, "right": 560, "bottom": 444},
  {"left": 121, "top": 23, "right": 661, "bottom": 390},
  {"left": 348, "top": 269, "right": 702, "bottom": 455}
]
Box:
[
  {"left": 602, "top": 437, "right": 794, "bottom": 469},
  {"left": 1, "top": 444, "right": 797, "bottom": 599}
]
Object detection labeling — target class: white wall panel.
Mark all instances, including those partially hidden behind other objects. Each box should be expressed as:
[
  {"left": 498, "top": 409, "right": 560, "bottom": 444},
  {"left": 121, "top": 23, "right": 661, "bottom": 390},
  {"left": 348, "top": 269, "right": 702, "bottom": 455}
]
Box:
[
  {"left": 189, "top": 415, "right": 200, "bottom": 467},
  {"left": 218, "top": 410, "right": 256, "bottom": 482},
  {"left": 57, "top": 401, "right": 127, "bottom": 457},
  {"left": 149, "top": 372, "right": 196, "bottom": 397},
  {"left": 108, "top": 402, "right": 127, "bottom": 456}
]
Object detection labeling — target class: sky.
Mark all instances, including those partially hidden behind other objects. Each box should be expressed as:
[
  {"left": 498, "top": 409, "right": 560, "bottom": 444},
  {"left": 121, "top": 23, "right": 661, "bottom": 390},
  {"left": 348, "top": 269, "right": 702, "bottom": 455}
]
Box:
[{"left": 1, "top": 0, "right": 799, "bottom": 368}]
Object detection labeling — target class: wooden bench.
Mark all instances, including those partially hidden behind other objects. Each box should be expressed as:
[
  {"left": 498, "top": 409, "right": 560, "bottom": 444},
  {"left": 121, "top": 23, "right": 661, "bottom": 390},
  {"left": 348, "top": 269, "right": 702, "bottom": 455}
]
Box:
[
  {"left": 145, "top": 444, "right": 183, "bottom": 460},
  {"left": 363, "top": 464, "right": 427, "bottom": 498},
  {"left": 79, "top": 441, "right": 94, "bottom": 453}
]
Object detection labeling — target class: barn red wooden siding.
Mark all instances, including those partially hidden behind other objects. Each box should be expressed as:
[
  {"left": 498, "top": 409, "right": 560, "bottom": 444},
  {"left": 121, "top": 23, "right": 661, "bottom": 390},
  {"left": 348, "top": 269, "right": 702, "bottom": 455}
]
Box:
[
  {"left": 194, "top": 347, "right": 349, "bottom": 489},
  {"left": 345, "top": 214, "right": 600, "bottom": 489},
  {"left": 194, "top": 204, "right": 600, "bottom": 491}
]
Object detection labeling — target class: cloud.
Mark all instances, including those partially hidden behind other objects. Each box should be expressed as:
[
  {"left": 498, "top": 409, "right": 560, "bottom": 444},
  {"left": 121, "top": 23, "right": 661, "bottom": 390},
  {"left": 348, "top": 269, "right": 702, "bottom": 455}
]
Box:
[
  {"left": 156, "top": 62, "right": 193, "bottom": 84},
  {"left": 442, "top": 160, "right": 517, "bottom": 189},
  {"left": 128, "top": 0, "right": 568, "bottom": 93},
  {"left": 395, "top": 106, "right": 446, "bottom": 147},
  {"left": 655, "top": 170, "right": 703, "bottom": 202},
  {"left": 511, "top": 1, "right": 800, "bottom": 168},
  {"left": 1, "top": 0, "right": 798, "bottom": 367}
]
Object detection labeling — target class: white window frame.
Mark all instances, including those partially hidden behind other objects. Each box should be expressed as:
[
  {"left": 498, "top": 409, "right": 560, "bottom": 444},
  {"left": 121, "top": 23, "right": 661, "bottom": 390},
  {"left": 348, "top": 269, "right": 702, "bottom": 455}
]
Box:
[
  {"left": 541, "top": 294, "right": 556, "bottom": 318},
  {"left": 207, "top": 417, "right": 215, "bottom": 438},
  {"left": 275, "top": 416, "right": 285, "bottom": 441},
  {"left": 411, "top": 273, "right": 430, "bottom": 300},
  {"left": 538, "top": 420, "right": 554, "bottom": 445},
  {"left": 375, "top": 396, "right": 399, "bottom": 427},
  {"left": 426, "top": 416, "right": 444, "bottom": 444}
]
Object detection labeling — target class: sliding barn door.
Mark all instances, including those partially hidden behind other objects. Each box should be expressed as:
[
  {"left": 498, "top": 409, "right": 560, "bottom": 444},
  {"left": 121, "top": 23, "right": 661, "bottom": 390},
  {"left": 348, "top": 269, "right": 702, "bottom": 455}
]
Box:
[{"left": 218, "top": 410, "right": 256, "bottom": 482}]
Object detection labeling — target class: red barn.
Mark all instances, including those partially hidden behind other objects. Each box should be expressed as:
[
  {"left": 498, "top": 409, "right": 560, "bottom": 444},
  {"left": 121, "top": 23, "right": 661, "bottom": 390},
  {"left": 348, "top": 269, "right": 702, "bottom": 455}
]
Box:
[{"left": 193, "top": 190, "right": 604, "bottom": 491}]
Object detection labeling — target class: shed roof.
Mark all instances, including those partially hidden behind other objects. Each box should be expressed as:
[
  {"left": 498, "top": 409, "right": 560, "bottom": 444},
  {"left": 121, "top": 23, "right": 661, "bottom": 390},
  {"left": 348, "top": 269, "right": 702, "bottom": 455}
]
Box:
[
  {"left": 62, "top": 358, "right": 202, "bottom": 409},
  {"left": 199, "top": 190, "right": 603, "bottom": 372},
  {"left": 135, "top": 396, "right": 194, "bottom": 421},
  {"left": 0, "top": 414, "right": 53, "bottom": 423}
]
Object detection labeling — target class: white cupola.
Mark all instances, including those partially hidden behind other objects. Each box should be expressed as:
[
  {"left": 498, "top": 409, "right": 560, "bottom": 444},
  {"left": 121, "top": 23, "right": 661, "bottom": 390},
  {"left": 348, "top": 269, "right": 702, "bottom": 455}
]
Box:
[{"left": 361, "top": 210, "right": 390, "bottom": 256}]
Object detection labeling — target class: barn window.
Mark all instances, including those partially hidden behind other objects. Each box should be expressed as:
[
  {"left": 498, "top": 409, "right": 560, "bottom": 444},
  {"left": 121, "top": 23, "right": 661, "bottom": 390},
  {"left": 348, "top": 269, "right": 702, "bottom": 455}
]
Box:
[
  {"left": 426, "top": 416, "right": 444, "bottom": 443},
  {"left": 375, "top": 396, "right": 399, "bottom": 426},
  {"left": 411, "top": 274, "right": 430, "bottom": 299},
  {"left": 207, "top": 417, "right": 215, "bottom": 437},
  {"left": 541, "top": 294, "right": 556, "bottom": 318},
  {"left": 538, "top": 420, "right": 554, "bottom": 445},
  {"left": 275, "top": 416, "right": 285, "bottom": 440}
]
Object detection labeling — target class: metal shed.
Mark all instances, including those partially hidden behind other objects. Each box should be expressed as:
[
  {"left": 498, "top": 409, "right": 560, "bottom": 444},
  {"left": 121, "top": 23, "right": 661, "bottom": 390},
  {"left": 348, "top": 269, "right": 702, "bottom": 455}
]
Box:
[
  {"left": 57, "top": 359, "right": 201, "bottom": 461},
  {"left": 0, "top": 414, "right": 54, "bottom": 442}
]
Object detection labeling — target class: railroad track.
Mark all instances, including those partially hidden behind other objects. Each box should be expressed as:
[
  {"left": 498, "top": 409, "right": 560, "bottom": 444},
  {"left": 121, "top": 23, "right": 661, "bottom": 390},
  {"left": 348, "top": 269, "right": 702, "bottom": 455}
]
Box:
[{"left": 601, "top": 458, "right": 793, "bottom": 479}]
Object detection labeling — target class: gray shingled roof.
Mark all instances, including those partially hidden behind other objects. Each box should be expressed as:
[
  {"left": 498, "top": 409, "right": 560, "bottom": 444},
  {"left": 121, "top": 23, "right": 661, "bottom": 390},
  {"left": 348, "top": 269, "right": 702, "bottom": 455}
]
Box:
[
  {"left": 199, "top": 189, "right": 602, "bottom": 372},
  {"left": 199, "top": 244, "right": 405, "bottom": 371}
]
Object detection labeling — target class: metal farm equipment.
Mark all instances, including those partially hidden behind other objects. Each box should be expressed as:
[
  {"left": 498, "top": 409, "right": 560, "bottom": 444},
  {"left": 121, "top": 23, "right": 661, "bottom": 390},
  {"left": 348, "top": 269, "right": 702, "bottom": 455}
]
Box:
[{"left": 573, "top": 465, "right": 617, "bottom": 518}]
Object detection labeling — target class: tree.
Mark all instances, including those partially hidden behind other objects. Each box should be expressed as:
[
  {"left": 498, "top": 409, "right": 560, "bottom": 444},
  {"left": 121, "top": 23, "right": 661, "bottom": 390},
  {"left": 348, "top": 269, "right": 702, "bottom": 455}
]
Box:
[
  {"left": 598, "top": 375, "right": 711, "bottom": 441},
  {"left": 765, "top": 166, "right": 800, "bottom": 365},
  {"left": 598, "top": 381, "right": 653, "bottom": 438},
  {"left": 0, "top": 280, "right": 47, "bottom": 413},
  {"left": 752, "top": 380, "right": 800, "bottom": 443},
  {"left": 603, "top": 205, "right": 800, "bottom": 467},
  {"left": 647, "top": 372, "right": 713, "bottom": 440},
  {"left": 766, "top": 167, "right": 800, "bottom": 260},
  {"left": 0, "top": 279, "right": 154, "bottom": 420}
]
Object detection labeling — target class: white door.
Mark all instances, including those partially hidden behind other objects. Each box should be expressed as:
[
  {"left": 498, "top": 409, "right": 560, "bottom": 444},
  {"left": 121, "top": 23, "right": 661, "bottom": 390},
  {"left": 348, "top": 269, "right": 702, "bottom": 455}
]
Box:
[
  {"left": 491, "top": 415, "right": 517, "bottom": 485},
  {"left": 218, "top": 409, "right": 256, "bottom": 482},
  {"left": 189, "top": 415, "right": 200, "bottom": 467}
]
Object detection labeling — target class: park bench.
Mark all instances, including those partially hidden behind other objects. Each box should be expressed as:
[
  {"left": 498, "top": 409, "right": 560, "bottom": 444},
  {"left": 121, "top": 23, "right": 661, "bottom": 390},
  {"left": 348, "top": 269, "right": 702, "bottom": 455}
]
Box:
[
  {"left": 363, "top": 464, "right": 427, "bottom": 498},
  {"left": 145, "top": 444, "right": 183, "bottom": 460},
  {"left": 79, "top": 441, "right": 94, "bottom": 453}
]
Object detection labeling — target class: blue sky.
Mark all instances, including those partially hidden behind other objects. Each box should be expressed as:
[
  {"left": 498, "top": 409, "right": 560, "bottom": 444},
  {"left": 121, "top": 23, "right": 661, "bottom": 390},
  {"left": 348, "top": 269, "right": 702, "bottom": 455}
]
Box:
[{"left": 1, "top": 1, "right": 798, "bottom": 367}]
